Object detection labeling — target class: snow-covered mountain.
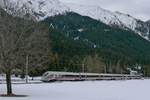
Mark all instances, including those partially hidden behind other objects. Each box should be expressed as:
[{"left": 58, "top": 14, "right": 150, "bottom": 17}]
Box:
[
  {"left": 0, "top": 0, "right": 69, "bottom": 20},
  {"left": 146, "top": 20, "right": 150, "bottom": 39},
  {"left": 0, "top": 0, "right": 149, "bottom": 40},
  {"left": 65, "top": 3, "right": 150, "bottom": 40}
]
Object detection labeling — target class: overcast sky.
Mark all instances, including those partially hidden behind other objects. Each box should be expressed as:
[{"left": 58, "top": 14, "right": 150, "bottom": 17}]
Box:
[{"left": 60, "top": 0, "right": 150, "bottom": 21}]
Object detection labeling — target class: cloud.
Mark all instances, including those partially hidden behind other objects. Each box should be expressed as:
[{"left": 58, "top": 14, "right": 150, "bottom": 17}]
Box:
[{"left": 60, "top": 0, "right": 150, "bottom": 21}]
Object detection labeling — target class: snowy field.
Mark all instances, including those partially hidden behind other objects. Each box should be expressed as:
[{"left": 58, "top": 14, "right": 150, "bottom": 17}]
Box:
[
  {"left": 0, "top": 75, "right": 42, "bottom": 84},
  {"left": 0, "top": 79, "right": 150, "bottom": 100}
]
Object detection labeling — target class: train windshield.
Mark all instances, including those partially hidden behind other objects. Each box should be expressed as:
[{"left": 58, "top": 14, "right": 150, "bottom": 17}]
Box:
[{"left": 42, "top": 72, "right": 49, "bottom": 77}]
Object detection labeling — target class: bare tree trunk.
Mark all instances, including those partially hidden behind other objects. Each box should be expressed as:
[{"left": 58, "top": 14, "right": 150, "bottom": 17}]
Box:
[
  {"left": 25, "top": 55, "right": 29, "bottom": 83},
  {"left": 104, "top": 63, "right": 107, "bottom": 73},
  {"left": 6, "top": 70, "right": 12, "bottom": 95}
]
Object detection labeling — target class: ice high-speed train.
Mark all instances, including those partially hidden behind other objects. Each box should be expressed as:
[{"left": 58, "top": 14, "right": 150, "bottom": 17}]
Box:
[{"left": 41, "top": 71, "right": 142, "bottom": 82}]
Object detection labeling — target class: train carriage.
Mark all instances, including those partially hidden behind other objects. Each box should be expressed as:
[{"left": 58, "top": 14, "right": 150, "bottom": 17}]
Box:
[{"left": 41, "top": 71, "right": 142, "bottom": 82}]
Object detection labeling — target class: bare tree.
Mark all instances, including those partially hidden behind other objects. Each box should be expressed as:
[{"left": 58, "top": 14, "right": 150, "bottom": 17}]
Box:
[{"left": 0, "top": 9, "right": 51, "bottom": 95}]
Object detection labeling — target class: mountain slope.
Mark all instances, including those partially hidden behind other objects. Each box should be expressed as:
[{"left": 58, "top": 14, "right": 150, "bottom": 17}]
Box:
[
  {"left": 65, "top": 3, "right": 150, "bottom": 40},
  {"left": 44, "top": 12, "right": 150, "bottom": 66},
  {"left": 146, "top": 20, "right": 150, "bottom": 39}
]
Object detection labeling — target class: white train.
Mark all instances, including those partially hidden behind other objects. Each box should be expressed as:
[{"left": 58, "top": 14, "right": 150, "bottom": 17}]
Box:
[{"left": 41, "top": 71, "right": 142, "bottom": 82}]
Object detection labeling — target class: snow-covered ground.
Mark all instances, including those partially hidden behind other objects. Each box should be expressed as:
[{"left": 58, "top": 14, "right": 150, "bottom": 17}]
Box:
[
  {"left": 0, "top": 75, "right": 42, "bottom": 84},
  {"left": 0, "top": 79, "right": 150, "bottom": 100}
]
